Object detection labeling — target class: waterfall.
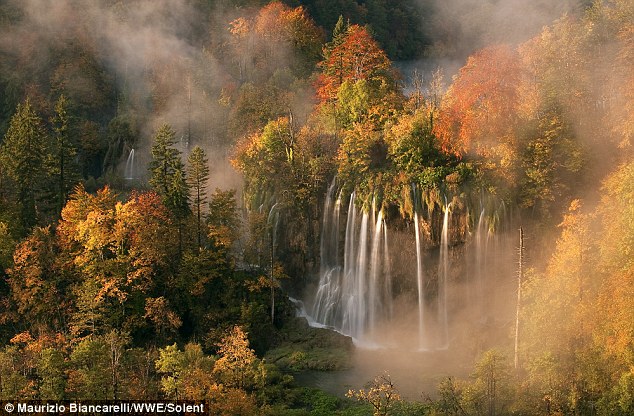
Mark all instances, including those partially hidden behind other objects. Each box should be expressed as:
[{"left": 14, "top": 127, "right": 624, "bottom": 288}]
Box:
[
  {"left": 438, "top": 203, "right": 451, "bottom": 349},
  {"left": 311, "top": 188, "right": 393, "bottom": 344},
  {"left": 368, "top": 210, "right": 384, "bottom": 336},
  {"left": 414, "top": 211, "right": 426, "bottom": 350},
  {"left": 312, "top": 180, "right": 341, "bottom": 326},
  {"left": 383, "top": 222, "right": 392, "bottom": 321},
  {"left": 474, "top": 208, "right": 486, "bottom": 318},
  {"left": 124, "top": 148, "right": 135, "bottom": 180},
  {"left": 305, "top": 184, "right": 519, "bottom": 351}
]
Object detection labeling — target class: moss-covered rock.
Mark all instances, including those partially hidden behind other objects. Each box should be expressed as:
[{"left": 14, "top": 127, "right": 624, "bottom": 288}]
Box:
[{"left": 265, "top": 317, "right": 354, "bottom": 371}]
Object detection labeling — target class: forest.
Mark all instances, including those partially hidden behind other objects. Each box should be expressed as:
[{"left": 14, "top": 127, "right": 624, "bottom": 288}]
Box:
[{"left": 0, "top": 0, "right": 633, "bottom": 415}]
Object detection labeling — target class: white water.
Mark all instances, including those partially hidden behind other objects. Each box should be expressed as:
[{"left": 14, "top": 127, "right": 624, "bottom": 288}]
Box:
[
  {"left": 438, "top": 203, "right": 451, "bottom": 349},
  {"left": 414, "top": 211, "right": 426, "bottom": 349},
  {"left": 308, "top": 184, "right": 515, "bottom": 351},
  {"left": 311, "top": 191, "right": 393, "bottom": 344},
  {"left": 124, "top": 148, "right": 135, "bottom": 180}
]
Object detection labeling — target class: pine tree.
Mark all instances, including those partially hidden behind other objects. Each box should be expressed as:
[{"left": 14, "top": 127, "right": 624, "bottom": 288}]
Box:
[
  {"left": 50, "top": 94, "right": 80, "bottom": 214},
  {"left": 0, "top": 99, "right": 48, "bottom": 230},
  {"left": 148, "top": 124, "right": 190, "bottom": 254},
  {"left": 186, "top": 146, "right": 210, "bottom": 249},
  {"left": 149, "top": 124, "right": 181, "bottom": 197}
]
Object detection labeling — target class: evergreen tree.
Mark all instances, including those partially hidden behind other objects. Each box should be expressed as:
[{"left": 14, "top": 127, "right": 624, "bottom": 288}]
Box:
[
  {"left": 50, "top": 94, "right": 80, "bottom": 214},
  {"left": 186, "top": 146, "right": 210, "bottom": 249},
  {"left": 149, "top": 124, "right": 181, "bottom": 197},
  {"left": 148, "top": 123, "right": 190, "bottom": 253},
  {"left": 0, "top": 99, "right": 48, "bottom": 230}
]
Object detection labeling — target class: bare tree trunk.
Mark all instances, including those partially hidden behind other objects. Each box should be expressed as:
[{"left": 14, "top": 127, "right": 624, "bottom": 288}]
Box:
[{"left": 514, "top": 227, "right": 524, "bottom": 371}]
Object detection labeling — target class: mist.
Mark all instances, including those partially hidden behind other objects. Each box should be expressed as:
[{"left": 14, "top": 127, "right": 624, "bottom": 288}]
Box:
[{"left": 420, "top": 0, "right": 587, "bottom": 60}]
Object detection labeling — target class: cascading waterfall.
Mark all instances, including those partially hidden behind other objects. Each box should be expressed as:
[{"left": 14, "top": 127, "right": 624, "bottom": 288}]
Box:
[
  {"left": 438, "top": 203, "right": 451, "bottom": 349},
  {"left": 414, "top": 211, "right": 426, "bottom": 350},
  {"left": 124, "top": 148, "right": 135, "bottom": 180},
  {"left": 312, "top": 180, "right": 341, "bottom": 326},
  {"left": 311, "top": 190, "right": 393, "bottom": 343},
  {"left": 308, "top": 182, "right": 514, "bottom": 350},
  {"left": 474, "top": 208, "right": 488, "bottom": 320},
  {"left": 369, "top": 209, "right": 384, "bottom": 337}
]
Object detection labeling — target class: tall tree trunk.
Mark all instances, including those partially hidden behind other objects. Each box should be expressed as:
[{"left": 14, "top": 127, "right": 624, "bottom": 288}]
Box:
[{"left": 514, "top": 227, "right": 524, "bottom": 371}]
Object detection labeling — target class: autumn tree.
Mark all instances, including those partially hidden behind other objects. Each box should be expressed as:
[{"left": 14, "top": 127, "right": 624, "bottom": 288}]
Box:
[
  {"left": 346, "top": 372, "right": 401, "bottom": 416},
  {"left": 144, "top": 297, "right": 182, "bottom": 341},
  {"left": 232, "top": 117, "right": 295, "bottom": 211},
  {"left": 433, "top": 45, "right": 523, "bottom": 186},
  {"left": 228, "top": 2, "right": 322, "bottom": 83},
  {"left": 253, "top": 2, "right": 323, "bottom": 77},
  {"left": 316, "top": 24, "right": 394, "bottom": 103},
  {"left": 58, "top": 187, "right": 174, "bottom": 339},
  {"left": 6, "top": 226, "right": 67, "bottom": 332},
  {"left": 213, "top": 325, "right": 263, "bottom": 391},
  {"left": 207, "top": 189, "right": 240, "bottom": 251},
  {"left": 155, "top": 342, "right": 214, "bottom": 400}
]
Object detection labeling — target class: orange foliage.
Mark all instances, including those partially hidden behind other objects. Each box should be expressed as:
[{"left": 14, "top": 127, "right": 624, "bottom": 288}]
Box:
[
  {"left": 316, "top": 25, "right": 392, "bottom": 103},
  {"left": 434, "top": 45, "right": 523, "bottom": 158}
]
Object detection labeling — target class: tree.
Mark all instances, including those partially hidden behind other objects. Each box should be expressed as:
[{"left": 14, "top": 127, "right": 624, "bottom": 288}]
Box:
[
  {"left": 155, "top": 342, "right": 214, "bottom": 400},
  {"left": 58, "top": 187, "right": 174, "bottom": 339},
  {"left": 187, "top": 146, "right": 210, "bottom": 249},
  {"left": 0, "top": 98, "right": 48, "bottom": 229},
  {"left": 0, "top": 222, "right": 16, "bottom": 278},
  {"left": 38, "top": 347, "right": 66, "bottom": 400},
  {"left": 207, "top": 189, "right": 240, "bottom": 249},
  {"left": 144, "top": 297, "right": 182, "bottom": 340},
  {"left": 49, "top": 94, "right": 79, "bottom": 214},
  {"left": 232, "top": 117, "right": 294, "bottom": 211},
  {"left": 213, "top": 326, "right": 261, "bottom": 391},
  {"left": 148, "top": 123, "right": 190, "bottom": 253},
  {"left": 104, "top": 330, "right": 130, "bottom": 400},
  {"left": 346, "top": 372, "right": 401, "bottom": 416},
  {"left": 66, "top": 337, "right": 111, "bottom": 400},
  {"left": 6, "top": 226, "right": 66, "bottom": 332},
  {"left": 433, "top": 46, "right": 523, "bottom": 175},
  {"left": 0, "top": 345, "right": 31, "bottom": 399},
  {"left": 149, "top": 124, "right": 182, "bottom": 198},
  {"left": 316, "top": 24, "right": 394, "bottom": 103},
  {"left": 460, "top": 350, "right": 512, "bottom": 416}
]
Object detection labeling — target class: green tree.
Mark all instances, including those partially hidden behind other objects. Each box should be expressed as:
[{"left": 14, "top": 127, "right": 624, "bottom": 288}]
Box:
[
  {"left": 156, "top": 342, "right": 215, "bottom": 400},
  {"left": 105, "top": 330, "right": 131, "bottom": 401},
  {"left": 0, "top": 222, "right": 15, "bottom": 279},
  {"left": 461, "top": 350, "right": 512, "bottom": 416},
  {"left": 0, "top": 345, "right": 31, "bottom": 399},
  {"left": 38, "top": 347, "right": 66, "bottom": 400},
  {"left": 187, "top": 146, "right": 210, "bottom": 249},
  {"left": 66, "top": 337, "right": 110, "bottom": 400},
  {"left": 148, "top": 124, "right": 190, "bottom": 253},
  {"left": 149, "top": 124, "right": 182, "bottom": 197},
  {"left": 0, "top": 98, "right": 48, "bottom": 229},
  {"left": 49, "top": 94, "right": 80, "bottom": 214}
]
